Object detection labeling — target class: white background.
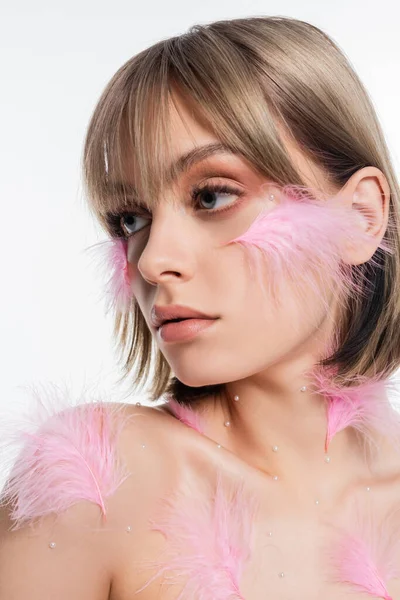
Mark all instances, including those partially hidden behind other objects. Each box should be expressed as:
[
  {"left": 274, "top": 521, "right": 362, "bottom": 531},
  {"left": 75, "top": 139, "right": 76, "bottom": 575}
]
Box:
[{"left": 0, "top": 1, "right": 399, "bottom": 484}]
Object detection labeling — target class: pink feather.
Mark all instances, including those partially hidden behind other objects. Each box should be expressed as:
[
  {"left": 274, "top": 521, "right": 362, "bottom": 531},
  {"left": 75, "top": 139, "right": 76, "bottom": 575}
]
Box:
[
  {"left": 305, "top": 364, "right": 400, "bottom": 454},
  {"left": 0, "top": 382, "right": 133, "bottom": 531},
  {"left": 135, "top": 470, "right": 259, "bottom": 599},
  {"left": 223, "top": 184, "right": 393, "bottom": 313},
  {"left": 83, "top": 237, "right": 133, "bottom": 314},
  {"left": 164, "top": 394, "right": 206, "bottom": 434},
  {"left": 327, "top": 502, "right": 400, "bottom": 599}
]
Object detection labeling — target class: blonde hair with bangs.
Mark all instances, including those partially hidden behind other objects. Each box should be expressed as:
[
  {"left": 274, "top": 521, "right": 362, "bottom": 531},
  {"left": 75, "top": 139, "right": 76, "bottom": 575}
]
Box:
[{"left": 82, "top": 16, "right": 400, "bottom": 404}]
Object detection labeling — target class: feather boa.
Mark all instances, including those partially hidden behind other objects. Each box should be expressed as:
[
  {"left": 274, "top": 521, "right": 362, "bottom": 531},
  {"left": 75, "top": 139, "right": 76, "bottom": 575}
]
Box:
[{"left": 0, "top": 382, "right": 133, "bottom": 531}]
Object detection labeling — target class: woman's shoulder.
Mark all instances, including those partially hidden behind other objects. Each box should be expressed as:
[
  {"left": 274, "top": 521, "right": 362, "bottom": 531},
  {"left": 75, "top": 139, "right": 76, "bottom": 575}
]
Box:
[
  {"left": 0, "top": 387, "right": 186, "bottom": 534},
  {"left": 0, "top": 390, "right": 193, "bottom": 599}
]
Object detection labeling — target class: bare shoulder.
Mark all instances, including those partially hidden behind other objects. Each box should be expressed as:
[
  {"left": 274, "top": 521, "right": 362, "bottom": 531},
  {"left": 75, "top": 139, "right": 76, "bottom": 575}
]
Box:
[
  {"left": 104, "top": 402, "right": 205, "bottom": 598},
  {"left": 0, "top": 397, "right": 195, "bottom": 599},
  {"left": 99, "top": 403, "right": 191, "bottom": 559}
]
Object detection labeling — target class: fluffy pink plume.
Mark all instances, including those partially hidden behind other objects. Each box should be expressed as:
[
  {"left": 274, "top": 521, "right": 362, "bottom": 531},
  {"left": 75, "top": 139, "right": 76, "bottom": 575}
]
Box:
[
  {"left": 326, "top": 501, "right": 400, "bottom": 599},
  {"left": 164, "top": 394, "right": 206, "bottom": 434},
  {"left": 83, "top": 237, "right": 133, "bottom": 314},
  {"left": 135, "top": 470, "right": 259, "bottom": 599},
  {"left": 0, "top": 382, "right": 133, "bottom": 531},
  {"left": 223, "top": 184, "right": 393, "bottom": 312},
  {"left": 306, "top": 365, "right": 400, "bottom": 454}
]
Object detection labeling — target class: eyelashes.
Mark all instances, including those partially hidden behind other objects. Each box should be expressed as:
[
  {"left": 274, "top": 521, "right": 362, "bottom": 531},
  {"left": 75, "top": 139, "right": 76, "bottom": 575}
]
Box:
[{"left": 105, "top": 182, "right": 245, "bottom": 239}]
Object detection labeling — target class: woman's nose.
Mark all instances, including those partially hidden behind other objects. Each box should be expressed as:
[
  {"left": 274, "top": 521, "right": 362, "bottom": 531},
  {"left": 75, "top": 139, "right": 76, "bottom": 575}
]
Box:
[{"left": 135, "top": 204, "right": 196, "bottom": 286}]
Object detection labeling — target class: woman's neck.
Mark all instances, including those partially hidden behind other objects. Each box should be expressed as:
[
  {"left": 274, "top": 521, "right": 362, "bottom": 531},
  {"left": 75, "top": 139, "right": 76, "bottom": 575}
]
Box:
[{"left": 195, "top": 355, "right": 397, "bottom": 500}]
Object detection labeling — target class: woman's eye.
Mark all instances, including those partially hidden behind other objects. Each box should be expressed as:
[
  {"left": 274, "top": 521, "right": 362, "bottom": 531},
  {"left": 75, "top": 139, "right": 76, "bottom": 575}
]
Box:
[
  {"left": 192, "top": 183, "right": 244, "bottom": 212},
  {"left": 120, "top": 213, "right": 150, "bottom": 237},
  {"left": 116, "top": 183, "right": 244, "bottom": 239}
]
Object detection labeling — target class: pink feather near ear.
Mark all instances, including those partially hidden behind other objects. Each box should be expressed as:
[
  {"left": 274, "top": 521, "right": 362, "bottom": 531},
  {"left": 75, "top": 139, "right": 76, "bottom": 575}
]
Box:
[
  {"left": 326, "top": 502, "right": 400, "bottom": 599},
  {"left": 164, "top": 395, "right": 206, "bottom": 434},
  {"left": 135, "top": 470, "right": 259, "bottom": 600},
  {"left": 0, "top": 382, "right": 133, "bottom": 531},
  {"left": 223, "top": 184, "right": 393, "bottom": 313},
  {"left": 306, "top": 365, "right": 400, "bottom": 454},
  {"left": 83, "top": 237, "right": 133, "bottom": 314}
]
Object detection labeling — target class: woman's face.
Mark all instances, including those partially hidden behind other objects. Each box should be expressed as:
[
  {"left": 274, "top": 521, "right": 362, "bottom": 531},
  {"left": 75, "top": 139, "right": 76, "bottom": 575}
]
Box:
[{"left": 123, "top": 94, "right": 340, "bottom": 387}]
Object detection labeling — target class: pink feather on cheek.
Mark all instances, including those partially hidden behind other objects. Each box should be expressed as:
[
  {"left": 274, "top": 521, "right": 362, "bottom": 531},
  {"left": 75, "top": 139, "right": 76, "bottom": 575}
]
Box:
[
  {"left": 83, "top": 237, "right": 135, "bottom": 314},
  {"left": 219, "top": 183, "right": 398, "bottom": 453},
  {"left": 221, "top": 184, "right": 393, "bottom": 315}
]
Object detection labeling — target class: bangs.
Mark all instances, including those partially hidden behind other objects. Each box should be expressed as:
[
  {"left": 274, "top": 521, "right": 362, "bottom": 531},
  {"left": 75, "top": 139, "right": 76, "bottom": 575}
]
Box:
[
  {"left": 82, "top": 31, "right": 303, "bottom": 237},
  {"left": 83, "top": 44, "right": 181, "bottom": 231},
  {"left": 80, "top": 16, "right": 400, "bottom": 400}
]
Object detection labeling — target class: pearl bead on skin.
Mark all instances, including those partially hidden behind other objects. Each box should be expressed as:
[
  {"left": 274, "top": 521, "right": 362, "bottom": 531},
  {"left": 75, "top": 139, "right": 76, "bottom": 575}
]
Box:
[
  {"left": 233, "top": 395, "right": 240, "bottom": 401},
  {"left": 272, "top": 445, "right": 279, "bottom": 452},
  {"left": 49, "top": 542, "right": 56, "bottom": 549},
  {"left": 224, "top": 421, "right": 231, "bottom": 427}
]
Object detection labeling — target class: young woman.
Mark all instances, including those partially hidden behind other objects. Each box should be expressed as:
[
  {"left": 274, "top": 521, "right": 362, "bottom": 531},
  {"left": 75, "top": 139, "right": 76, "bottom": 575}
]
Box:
[{"left": 2, "top": 15, "right": 400, "bottom": 600}]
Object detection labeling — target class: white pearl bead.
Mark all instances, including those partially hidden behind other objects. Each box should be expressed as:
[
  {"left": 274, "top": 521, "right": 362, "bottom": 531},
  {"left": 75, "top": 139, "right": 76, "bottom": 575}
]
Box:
[
  {"left": 366, "top": 486, "right": 371, "bottom": 492},
  {"left": 141, "top": 444, "right": 146, "bottom": 448},
  {"left": 325, "top": 456, "right": 331, "bottom": 463},
  {"left": 273, "top": 475, "right": 279, "bottom": 481},
  {"left": 233, "top": 395, "right": 240, "bottom": 401},
  {"left": 126, "top": 526, "right": 132, "bottom": 532},
  {"left": 49, "top": 542, "right": 56, "bottom": 549},
  {"left": 268, "top": 531, "right": 273, "bottom": 537},
  {"left": 315, "top": 500, "right": 320, "bottom": 505},
  {"left": 217, "top": 444, "right": 221, "bottom": 448},
  {"left": 272, "top": 445, "right": 279, "bottom": 452},
  {"left": 224, "top": 420, "right": 231, "bottom": 427},
  {"left": 278, "top": 572, "right": 285, "bottom": 578},
  {"left": 300, "top": 386, "right": 307, "bottom": 392},
  {"left": 136, "top": 402, "right": 142, "bottom": 406}
]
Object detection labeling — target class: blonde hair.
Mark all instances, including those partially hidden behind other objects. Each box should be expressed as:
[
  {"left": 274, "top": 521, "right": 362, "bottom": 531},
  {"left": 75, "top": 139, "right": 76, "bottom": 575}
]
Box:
[{"left": 82, "top": 16, "right": 400, "bottom": 403}]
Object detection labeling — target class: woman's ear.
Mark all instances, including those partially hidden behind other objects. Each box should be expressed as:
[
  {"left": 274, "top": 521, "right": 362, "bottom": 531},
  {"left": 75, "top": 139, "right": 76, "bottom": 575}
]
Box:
[{"left": 338, "top": 166, "right": 390, "bottom": 265}]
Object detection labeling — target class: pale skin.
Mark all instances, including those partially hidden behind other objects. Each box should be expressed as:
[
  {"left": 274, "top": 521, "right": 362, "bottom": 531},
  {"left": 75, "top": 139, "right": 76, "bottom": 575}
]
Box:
[{"left": 1, "top": 91, "right": 400, "bottom": 599}]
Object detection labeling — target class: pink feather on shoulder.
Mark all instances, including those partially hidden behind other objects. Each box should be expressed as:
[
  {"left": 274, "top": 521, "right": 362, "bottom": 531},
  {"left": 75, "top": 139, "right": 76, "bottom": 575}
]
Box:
[
  {"left": 164, "top": 394, "right": 206, "bottom": 434},
  {"left": 0, "top": 382, "right": 134, "bottom": 531},
  {"left": 135, "top": 469, "right": 259, "bottom": 599}
]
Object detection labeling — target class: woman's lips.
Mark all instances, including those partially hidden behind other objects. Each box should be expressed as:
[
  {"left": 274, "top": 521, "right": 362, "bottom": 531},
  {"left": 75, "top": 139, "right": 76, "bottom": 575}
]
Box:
[{"left": 158, "top": 318, "right": 218, "bottom": 342}]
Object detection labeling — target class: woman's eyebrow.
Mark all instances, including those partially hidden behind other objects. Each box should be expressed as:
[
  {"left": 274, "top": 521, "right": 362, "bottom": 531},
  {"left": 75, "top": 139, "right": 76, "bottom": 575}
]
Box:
[
  {"left": 167, "top": 142, "right": 238, "bottom": 184},
  {"left": 108, "top": 142, "right": 239, "bottom": 194}
]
